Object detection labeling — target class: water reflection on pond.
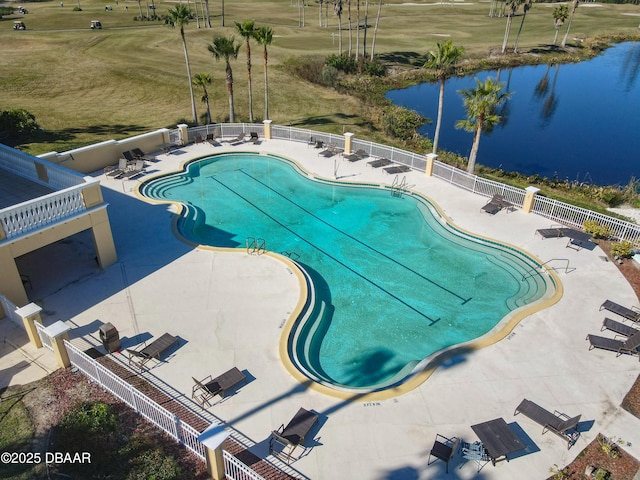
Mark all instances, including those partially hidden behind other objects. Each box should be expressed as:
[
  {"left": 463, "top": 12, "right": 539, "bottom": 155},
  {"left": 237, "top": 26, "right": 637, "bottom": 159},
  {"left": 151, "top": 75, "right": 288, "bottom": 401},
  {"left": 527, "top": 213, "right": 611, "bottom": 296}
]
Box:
[{"left": 385, "top": 42, "right": 640, "bottom": 186}]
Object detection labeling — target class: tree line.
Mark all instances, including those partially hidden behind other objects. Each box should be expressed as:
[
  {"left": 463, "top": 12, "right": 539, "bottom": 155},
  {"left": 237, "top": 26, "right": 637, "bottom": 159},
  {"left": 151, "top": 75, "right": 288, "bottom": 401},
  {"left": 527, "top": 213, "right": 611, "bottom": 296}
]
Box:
[{"left": 165, "top": 6, "right": 274, "bottom": 126}]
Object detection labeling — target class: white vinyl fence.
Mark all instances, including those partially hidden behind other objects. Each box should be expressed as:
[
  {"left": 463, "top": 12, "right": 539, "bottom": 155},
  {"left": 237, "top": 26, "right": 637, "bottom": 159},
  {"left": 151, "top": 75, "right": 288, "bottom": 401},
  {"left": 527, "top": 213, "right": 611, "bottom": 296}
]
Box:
[
  {"left": 35, "top": 322, "right": 53, "bottom": 351},
  {"left": 64, "top": 340, "right": 266, "bottom": 480},
  {"left": 65, "top": 340, "right": 206, "bottom": 458}
]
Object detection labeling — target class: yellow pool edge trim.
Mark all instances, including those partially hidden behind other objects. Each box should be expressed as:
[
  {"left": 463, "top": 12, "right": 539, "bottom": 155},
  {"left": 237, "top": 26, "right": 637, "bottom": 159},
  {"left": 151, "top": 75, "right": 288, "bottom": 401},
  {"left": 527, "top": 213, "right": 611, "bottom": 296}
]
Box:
[{"left": 133, "top": 151, "right": 564, "bottom": 402}]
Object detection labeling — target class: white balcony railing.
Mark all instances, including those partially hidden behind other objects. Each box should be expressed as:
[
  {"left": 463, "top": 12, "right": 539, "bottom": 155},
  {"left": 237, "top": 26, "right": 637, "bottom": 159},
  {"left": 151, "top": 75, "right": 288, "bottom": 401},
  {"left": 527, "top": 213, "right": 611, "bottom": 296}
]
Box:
[{"left": 0, "top": 184, "right": 89, "bottom": 240}]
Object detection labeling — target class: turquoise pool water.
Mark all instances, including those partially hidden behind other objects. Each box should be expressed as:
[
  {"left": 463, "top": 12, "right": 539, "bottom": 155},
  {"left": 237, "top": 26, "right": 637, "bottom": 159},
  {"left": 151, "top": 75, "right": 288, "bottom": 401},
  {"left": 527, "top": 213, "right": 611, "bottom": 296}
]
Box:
[{"left": 141, "top": 153, "right": 553, "bottom": 391}]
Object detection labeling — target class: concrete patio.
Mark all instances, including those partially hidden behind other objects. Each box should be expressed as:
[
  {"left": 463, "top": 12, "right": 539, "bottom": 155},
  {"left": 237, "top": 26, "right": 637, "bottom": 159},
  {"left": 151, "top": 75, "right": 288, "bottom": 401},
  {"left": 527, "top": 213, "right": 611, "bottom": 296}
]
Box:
[{"left": 3, "top": 137, "right": 640, "bottom": 479}]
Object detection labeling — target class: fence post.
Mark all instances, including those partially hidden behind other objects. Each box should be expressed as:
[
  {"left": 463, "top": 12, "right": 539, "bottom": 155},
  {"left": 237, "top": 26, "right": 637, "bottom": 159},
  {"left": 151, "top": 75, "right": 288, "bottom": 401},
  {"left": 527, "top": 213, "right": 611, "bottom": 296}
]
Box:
[
  {"left": 263, "top": 120, "right": 272, "bottom": 140},
  {"left": 343, "top": 132, "right": 353, "bottom": 155},
  {"left": 522, "top": 186, "right": 540, "bottom": 214},
  {"left": 198, "top": 424, "right": 230, "bottom": 480},
  {"left": 15, "top": 303, "right": 43, "bottom": 349},
  {"left": 43, "top": 321, "right": 71, "bottom": 368},
  {"left": 177, "top": 123, "right": 189, "bottom": 145},
  {"left": 425, "top": 153, "right": 437, "bottom": 177}
]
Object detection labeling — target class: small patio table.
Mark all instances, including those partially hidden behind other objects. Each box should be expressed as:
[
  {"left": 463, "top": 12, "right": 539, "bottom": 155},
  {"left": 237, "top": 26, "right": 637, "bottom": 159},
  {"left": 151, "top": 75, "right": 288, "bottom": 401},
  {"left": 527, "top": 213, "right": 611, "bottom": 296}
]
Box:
[{"left": 471, "top": 418, "right": 525, "bottom": 465}]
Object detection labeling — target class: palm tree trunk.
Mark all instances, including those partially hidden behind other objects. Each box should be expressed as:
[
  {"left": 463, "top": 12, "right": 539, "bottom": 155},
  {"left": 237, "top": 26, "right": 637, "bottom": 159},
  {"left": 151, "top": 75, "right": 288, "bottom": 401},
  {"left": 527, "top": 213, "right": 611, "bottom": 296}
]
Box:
[
  {"left": 362, "top": 0, "right": 369, "bottom": 57},
  {"left": 181, "top": 29, "right": 198, "bottom": 125},
  {"left": 319, "top": 0, "right": 323, "bottom": 26},
  {"left": 355, "top": 0, "right": 360, "bottom": 61},
  {"left": 204, "top": 88, "right": 211, "bottom": 124},
  {"left": 247, "top": 43, "right": 253, "bottom": 122},
  {"left": 221, "top": 0, "right": 225, "bottom": 26},
  {"left": 370, "top": 0, "right": 381, "bottom": 61},
  {"left": 338, "top": 13, "right": 342, "bottom": 54},
  {"left": 467, "top": 117, "right": 483, "bottom": 173},
  {"left": 263, "top": 46, "right": 269, "bottom": 120},
  {"left": 553, "top": 26, "right": 560, "bottom": 45},
  {"left": 513, "top": 10, "right": 528, "bottom": 53},
  {"left": 433, "top": 77, "right": 446, "bottom": 154},
  {"left": 204, "top": 0, "right": 211, "bottom": 27},
  {"left": 226, "top": 62, "right": 235, "bottom": 123},
  {"left": 347, "top": 0, "right": 352, "bottom": 57},
  {"left": 501, "top": 14, "right": 514, "bottom": 54},
  {"left": 562, "top": 0, "right": 578, "bottom": 47},
  {"left": 137, "top": 0, "right": 143, "bottom": 19}
]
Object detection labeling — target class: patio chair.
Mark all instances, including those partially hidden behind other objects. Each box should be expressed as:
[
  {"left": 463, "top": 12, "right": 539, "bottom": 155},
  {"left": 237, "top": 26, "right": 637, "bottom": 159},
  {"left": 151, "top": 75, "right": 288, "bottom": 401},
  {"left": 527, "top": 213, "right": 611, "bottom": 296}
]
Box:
[
  {"left": 461, "top": 441, "right": 490, "bottom": 472},
  {"left": 343, "top": 149, "right": 368, "bottom": 162},
  {"left": 481, "top": 194, "right": 513, "bottom": 215},
  {"left": 269, "top": 408, "right": 319, "bottom": 463},
  {"left": 514, "top": 399, "right": 581, "bottom": 449},
  {"left": 427, "top": 434, "right": 460, "bottom": 473},
  {"left": 104, "top": 158, "right": 128, "bottom": 178},
  {"left": 248, "top": 131, "right": 260, "bottom": 144},
  {"left": 535, "top": 227, "right": 565, "bottom": 239},
  {"left": 131, "top": 148, "right": 155, "bottom": 162},
  {"left": 586, "top": 330, "right": 640, "bottom": 360},
  {"left": 367, "top": 158, "right": 392, "bottom": 168},
  {"left": 313, "top": 140, "right": 324, "bottom": 149},
  {"left": 119, "top": 159, "right": 146, "bottom": 180},
  {"left": 318, "top": 144, "right": 337, "bottom": 157},
  {"left": 122, "top": 150, "right": 137, "bottom": 164},
  {"left": 224, "top": 132, "right": 246, "bottom": 144},
  {"left": 600, "top": 299, "right": 640, "bottom": 322},
  {"left": 191, "top": 367, "right": 247, "bottom": 407},
  {"left": 126, "top": 333, "right": 179, "bottom": 370},
  {"left": 205, "top": 133, "right": 221, "bottom": 146},
  {"left": 383, "top": 165, "right": 411, "bottom": 175},
  {"left": 601, "top": 317, "right": 640, "bottom": 338}
]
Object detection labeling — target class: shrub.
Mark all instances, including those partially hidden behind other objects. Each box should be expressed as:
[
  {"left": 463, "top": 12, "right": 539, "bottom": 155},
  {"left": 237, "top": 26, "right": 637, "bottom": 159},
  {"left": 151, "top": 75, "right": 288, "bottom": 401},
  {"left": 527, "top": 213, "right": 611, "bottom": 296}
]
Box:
[
  {"left": 60, "top": 401, "right": 117, "bottom": 433},
  {"left": 611, "top": 241, "right": 634, "bottom": 259},
  {"left": 381, "top": 105, "right": 428, "bottom": 141},
  {"left": 126, "top": 448, "right": 182, "bottom": 480},
  {"left": 583, "top": 220, "right": 613, "bottom": 239},
  {"left": 319, "top": 64, "right": 339, "bottom": 87},
  {"left": 325, "top": 54, "right": 357, "bottom": 74},
  {"left": 282, "top": 56, "right": 325, "bottom": 84},
  {"left": 0, "top": 109, "right": 40, "bottom": 146},
  {"left": 361, "top": 58, "right": 387, "bottom": 77},
  {"left": 72, "top": 6, "right": 82, "bottom": 11}
]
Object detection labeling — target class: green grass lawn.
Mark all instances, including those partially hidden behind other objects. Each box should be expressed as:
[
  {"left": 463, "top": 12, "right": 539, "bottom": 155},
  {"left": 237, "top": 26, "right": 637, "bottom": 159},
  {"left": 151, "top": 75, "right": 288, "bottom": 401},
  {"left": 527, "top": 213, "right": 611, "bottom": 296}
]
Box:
[{"left": 1, "top": 0, "right": 639, "bottom": 153}]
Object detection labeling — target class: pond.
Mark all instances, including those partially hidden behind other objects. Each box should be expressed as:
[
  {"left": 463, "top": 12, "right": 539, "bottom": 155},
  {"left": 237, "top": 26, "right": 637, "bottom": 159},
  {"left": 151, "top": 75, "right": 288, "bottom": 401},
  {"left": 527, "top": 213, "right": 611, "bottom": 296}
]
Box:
[{"left": 386, "top": 42, "right": 640, "bottom": 187}]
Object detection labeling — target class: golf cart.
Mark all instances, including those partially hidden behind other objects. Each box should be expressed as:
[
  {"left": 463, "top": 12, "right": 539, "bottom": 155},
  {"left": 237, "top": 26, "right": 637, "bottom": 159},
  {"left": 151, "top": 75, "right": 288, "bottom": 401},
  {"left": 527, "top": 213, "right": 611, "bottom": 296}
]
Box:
[
  {"left": 18, "top": 6, "right": 28, "bottom": 14},
  {"left": 13, "top": 20, "right": 26, "bottom": 30},
  {"left": 90, "top": 20, "right": 102, "bottom": 29}
]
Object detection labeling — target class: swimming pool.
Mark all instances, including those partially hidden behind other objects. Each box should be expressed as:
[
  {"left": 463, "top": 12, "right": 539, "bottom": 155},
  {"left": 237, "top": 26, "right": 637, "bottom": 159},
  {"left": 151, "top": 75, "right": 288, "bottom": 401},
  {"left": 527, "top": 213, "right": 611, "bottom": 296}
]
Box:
[{"left": 140, "top": 152, "right": 557, "bottom": 392}]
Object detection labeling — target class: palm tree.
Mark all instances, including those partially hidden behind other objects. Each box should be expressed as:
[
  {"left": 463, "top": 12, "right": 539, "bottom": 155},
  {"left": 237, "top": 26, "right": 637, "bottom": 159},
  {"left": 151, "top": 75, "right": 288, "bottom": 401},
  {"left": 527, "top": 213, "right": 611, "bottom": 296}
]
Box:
[
  {"left": 335, "top": 0, "right": 343, "bottom": 54},
  {"left": 208, "top": 35, "right": 240, "bottom": 122},
  {"left": 513, "top": 0, "right": 532, "bottom": 53},
  {"left": 561, "top": 0, "right": 579, "bottom": 48},
  {"left": 165, "top": 5, "right": 198, "bottom": 126},
  {"left": 501, "top": 0, "right": 524, "bottom": 54},
  {"left": 553, "top": 4, "right": 569, "bottom": 46},
  {"left": 370, "top": 0, "right": 382, "bottom": 61},
  {"left": 254, "top": 26, "right": 274, "bottom": 120},
  {"left": 193, "top": 73, "right": 212, "bottom": 124},
  {"left": 424, "top": 40, "right": 464, "bottom": 154},
  {"left": 456, "top": 77, "right": 511, "bottom": 173},
  {"left": 235, "top": 20, "right": 256, "bottom": 122}
]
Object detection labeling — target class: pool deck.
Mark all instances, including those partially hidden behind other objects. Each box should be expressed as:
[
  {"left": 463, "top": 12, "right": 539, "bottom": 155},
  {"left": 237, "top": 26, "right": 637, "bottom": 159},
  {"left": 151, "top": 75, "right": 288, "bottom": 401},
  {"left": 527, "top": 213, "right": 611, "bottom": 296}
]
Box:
[{"left": 4, "top": 138, "right": 640, "bottom": 479}]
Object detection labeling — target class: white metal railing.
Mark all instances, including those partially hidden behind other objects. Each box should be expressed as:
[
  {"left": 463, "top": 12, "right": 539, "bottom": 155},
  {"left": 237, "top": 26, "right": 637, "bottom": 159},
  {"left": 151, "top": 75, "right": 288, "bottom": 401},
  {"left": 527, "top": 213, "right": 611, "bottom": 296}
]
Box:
[
  {"left": 180, "top": 123, "right": 640, "bottom": 243},
  {"left": 0, "top": 184, "right": 88, "bottom": 239},
  {"left": 64, "top": 340, "right": 206, "bottom": 460},
  {"left": 223, "top": 450, "right": 266, "bottom": 480},
  {"left": 35, "top": 322, "right": 53, "bottom": 351},
  {"left": 0, "top": 294, "right": 22, "bottom": 328},
  {"left": 0, "top": 143, "right": 84, "bottom": 190}
]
